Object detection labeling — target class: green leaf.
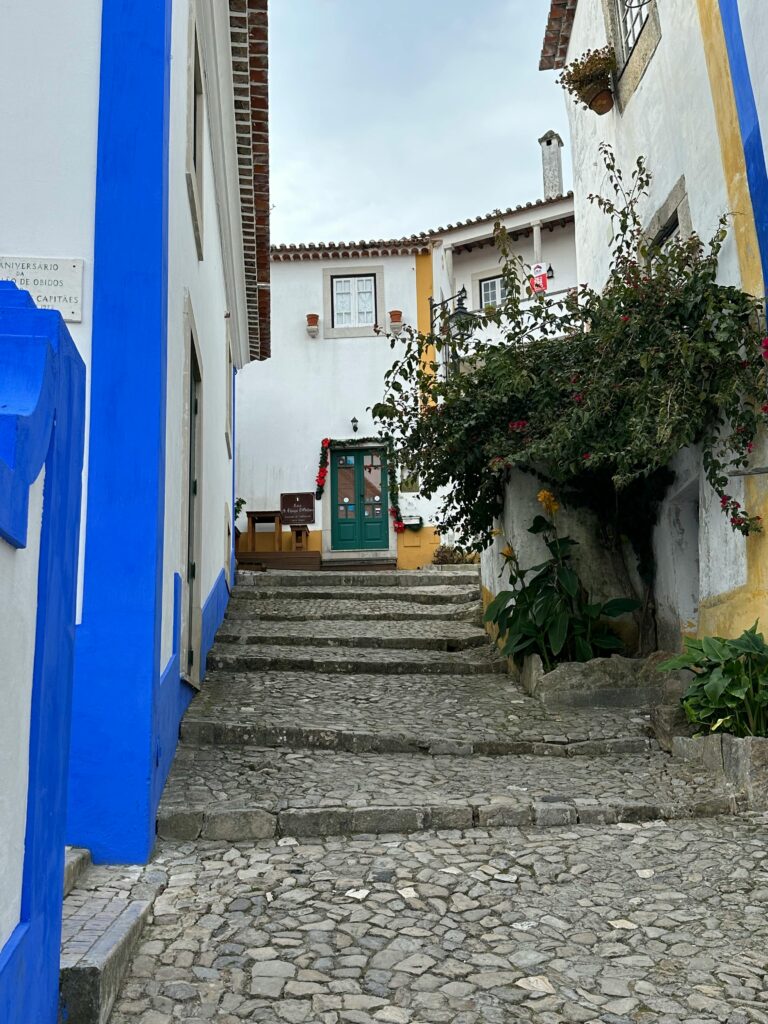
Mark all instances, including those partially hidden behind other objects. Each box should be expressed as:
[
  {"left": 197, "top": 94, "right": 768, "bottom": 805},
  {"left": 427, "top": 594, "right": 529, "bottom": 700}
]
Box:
[
  {"left": 601, "top": 597, "right": 641, "bottom": 617},
  {"left": 574, "top": 636, "right": 593, "bottom": 662},
  {"left": 703, "top": 667, "right": 728, "bottom": 702},
  {"left": 528, "top": 515, "right": 551, "bottom": 534},
  {"left": 483, "top": 591, "right": 513, "bottom": 623},
  {"left": 701, "top": 636, "right": 729, "bottom": 662},
  {"left": 548, "top": 611, "right": 570, "bottom": 656},
  {"left": 591, "top": 632, "right": 624, "bottom": 651},
  {"left": 557, "top": 565, "right": 579, "bottom": 597}
]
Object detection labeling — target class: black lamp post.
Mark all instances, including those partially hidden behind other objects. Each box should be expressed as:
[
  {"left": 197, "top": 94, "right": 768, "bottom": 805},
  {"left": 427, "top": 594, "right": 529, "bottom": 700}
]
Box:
[{"left": 429, "top": 286, "right": 479, "bottom": 377}]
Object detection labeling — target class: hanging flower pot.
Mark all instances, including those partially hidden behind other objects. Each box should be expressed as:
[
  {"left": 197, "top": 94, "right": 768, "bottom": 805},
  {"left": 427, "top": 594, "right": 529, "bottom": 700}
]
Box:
[
  {"left": 389, "top": 310, "right": 403, "bottom": 323},
  {"left": 306, "top": 313, "right": 320, "bottom": 326},
  {"left": 558, "top": 47, "right": 617, "bottom": 116},
  {"left": 582, "top": 79, "right": 614, "bottom": 115}
]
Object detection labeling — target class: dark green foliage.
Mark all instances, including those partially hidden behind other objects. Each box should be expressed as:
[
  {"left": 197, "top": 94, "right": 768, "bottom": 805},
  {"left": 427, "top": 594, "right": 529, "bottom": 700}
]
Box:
[
  {"left": 373, "top": 148, "right": 767, "bottom": 574},
  {"left": 483, "top": 513, "right": 639, "bottom": 671},
  {"left": 661, "top": 623, "right": 768, "bottom": 737}
]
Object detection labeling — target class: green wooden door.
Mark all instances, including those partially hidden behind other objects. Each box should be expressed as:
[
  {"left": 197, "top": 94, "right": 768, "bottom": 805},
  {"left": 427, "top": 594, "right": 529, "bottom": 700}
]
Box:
[{"left": 330, "top": 448, "right": 389, "bottom": 550}]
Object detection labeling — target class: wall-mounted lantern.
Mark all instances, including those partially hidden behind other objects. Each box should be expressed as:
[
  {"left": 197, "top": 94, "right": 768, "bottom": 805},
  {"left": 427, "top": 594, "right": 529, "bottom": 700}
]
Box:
[{"left": 351, "top": 416, "right": 359, "bottom": 433}]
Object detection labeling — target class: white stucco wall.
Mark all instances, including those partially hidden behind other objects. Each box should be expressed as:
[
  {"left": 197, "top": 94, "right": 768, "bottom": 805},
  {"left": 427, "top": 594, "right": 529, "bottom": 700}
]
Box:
[
  {"left": 563, "top": 0, "right": 749, "bottom": 626},
  {"left": 566, "top": 1, "right": 738, "bottom": 290},
  {"left": 0, "top": 1, "right": 102, "bottom": 619},
  {"left": 237, "top": 253, "right": 435, "bottom": 546},
  {"left": 0, "top": 471, "right": 44, "bottom": 949},
  {"left": 162, "top": 0, "right": 237, "bottom": 668},
  {"left": 740, "top": 2, "right": 768, "bottom": 159}
]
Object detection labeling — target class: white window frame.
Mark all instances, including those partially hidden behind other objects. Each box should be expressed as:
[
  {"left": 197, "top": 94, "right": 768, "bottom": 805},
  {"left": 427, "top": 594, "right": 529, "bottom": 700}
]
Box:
[
  {"left": 478, "top": 275, "right": 508, "bottom": 309},
  {"left": 331, "top": 274, "right": 376, "bottom": 330},
  {"left": 615, "top": 0, "right": 650, "bottom": 60},
  {"left": 186, "top": 10, "right": 205, "bottom": 260},
  {"left": 322, "top": 265, "right": 385, "bottom": 339}
]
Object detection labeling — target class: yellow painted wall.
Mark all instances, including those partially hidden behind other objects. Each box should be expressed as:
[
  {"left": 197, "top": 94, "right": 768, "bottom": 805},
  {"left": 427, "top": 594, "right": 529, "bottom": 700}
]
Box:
[
  {"left": 694, "top": 0, "right": 767, "bottom": 639},
  {"left": 242, "top": 529, "right": 323, "bottom": 553},
  {"left": 397, "top": 249, "right": 441, "bottom": 570},
  {"left": 397, "top": 526, "right": 441, "bottom": 570}
]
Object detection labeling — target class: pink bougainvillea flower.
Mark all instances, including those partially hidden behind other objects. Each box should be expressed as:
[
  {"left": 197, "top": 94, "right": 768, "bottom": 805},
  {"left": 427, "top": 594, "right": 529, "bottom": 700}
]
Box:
[
  {"left": 761, "top": 403, "right": 768, "bottom": 414},
  {"left": 621, "top": 315, "right": 630, "bottom": 323},
  {"left": 573, "top": 393, "right": 584, "bottom": 403},
  {"left": 508, "top": 419, "right": 528, "bottom": 432},
  {"left": 747, "top": 441, "right": 755, "bottom": 453},
  {"left": 582, "top": 453, "right": 591, "bottom": 461},
  {"left": 721, "top": 494, "right": 730, "bottom": 508}
]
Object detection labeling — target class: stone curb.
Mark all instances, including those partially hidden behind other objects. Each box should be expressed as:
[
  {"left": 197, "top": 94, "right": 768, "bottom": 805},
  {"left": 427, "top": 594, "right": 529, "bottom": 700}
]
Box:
[
  {"left": 156, "top": 793, "right": 739, "bottom": 843},
  {"left": 59, "top": 872, "right": 167, "bottom": 1024},
  {"left": 64, "top": 847, "right": 92, "bottom": 898},
  {"left": 180, "top": 718, "right": 655, "bottom": 757},
  {"left": 206, "top": 650, "right": 507, "bottom": 676}
]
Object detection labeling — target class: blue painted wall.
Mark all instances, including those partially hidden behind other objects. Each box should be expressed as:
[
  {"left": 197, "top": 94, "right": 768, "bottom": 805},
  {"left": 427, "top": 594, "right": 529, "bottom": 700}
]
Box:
[
  {"left": 0, "top": 284, "right": 86, "bottom": 1023},
  {"left": 67, "top": 0, "right": 175, "bottom": 864}
]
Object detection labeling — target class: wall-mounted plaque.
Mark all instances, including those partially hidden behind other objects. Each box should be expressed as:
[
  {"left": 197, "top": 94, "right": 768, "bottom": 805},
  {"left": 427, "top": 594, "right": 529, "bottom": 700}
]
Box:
[
  {"left": 0, "top": 256, "right": 84, "bottom": 322},
  {"left": 280, "top": 491, "right": 316, "bottom": 526}
]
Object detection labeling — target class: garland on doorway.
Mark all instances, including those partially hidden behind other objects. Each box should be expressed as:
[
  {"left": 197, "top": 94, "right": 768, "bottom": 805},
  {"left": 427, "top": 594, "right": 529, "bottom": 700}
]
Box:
[{"left": 313, "top": 435, "right": 405, "bottom": 532}]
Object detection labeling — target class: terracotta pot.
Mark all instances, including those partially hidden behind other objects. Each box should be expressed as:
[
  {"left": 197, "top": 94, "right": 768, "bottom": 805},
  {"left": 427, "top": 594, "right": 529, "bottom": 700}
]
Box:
[
  {"left": 580, "top": 79, "right": 614, "bottom": 115},
  {"left": 388, "top": 309, "right": 403, "bottom": 323},
  {"left": 306, "top": 313, "right": 320, "bottom": 326}
]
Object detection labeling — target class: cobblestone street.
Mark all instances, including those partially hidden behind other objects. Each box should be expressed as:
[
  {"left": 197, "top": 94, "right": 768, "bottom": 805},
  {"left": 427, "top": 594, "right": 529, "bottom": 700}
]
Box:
[{"left": 98, "top": 569, "right": 768, "bottom": 1022}]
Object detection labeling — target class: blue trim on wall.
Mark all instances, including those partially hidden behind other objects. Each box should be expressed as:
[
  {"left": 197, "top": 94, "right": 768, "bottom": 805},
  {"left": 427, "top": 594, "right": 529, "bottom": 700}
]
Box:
[
  {"left": 151, "top": 574, "right": 195, "bottom": 816},
  {"left": 201, "top": 569, "right": 230, "bottom": 679},
  {"left": 68, "top": 0, "right": 174, "bottom": 864},
  {"left": 0, "top": 287, "right": 85, "bottom": 1024},
  {"left": 719, "top": 0, "right": 768, "bottom": 296}
]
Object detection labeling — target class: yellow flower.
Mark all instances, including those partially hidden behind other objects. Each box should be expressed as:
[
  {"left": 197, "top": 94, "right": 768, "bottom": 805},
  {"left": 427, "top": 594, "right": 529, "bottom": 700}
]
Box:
[
  {"left": 501, "top": 545, "right": 515, "bottom": 559},
  {"left": 491, "top": 528, "right": 503, "bottom": 537},
  {"left": 537, "top": 489, "right": 560, "bottom": 516}
]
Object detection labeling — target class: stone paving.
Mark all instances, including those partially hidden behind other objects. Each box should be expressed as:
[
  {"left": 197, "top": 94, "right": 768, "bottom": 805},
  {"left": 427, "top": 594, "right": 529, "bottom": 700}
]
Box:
[
  {"left": 107, "top": 568, "right": 767, "bottom": 1021},
  {"left": 110, "top": 816, "right": 768, "bottom": 1023},
  {"left": 182, "top": 670, "right": 654, "bottom": 754}
]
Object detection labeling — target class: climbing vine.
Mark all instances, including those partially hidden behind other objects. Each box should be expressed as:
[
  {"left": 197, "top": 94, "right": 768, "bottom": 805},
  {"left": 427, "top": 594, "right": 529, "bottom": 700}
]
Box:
[{"left": 373, "top": 146, "right": 767, "bottom": 572}]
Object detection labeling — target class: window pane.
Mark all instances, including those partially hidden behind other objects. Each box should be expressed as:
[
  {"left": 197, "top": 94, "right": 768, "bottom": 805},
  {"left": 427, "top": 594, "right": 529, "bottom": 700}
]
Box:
[{"left": 617, "top": 0, "right": 649, "bottom": 55}]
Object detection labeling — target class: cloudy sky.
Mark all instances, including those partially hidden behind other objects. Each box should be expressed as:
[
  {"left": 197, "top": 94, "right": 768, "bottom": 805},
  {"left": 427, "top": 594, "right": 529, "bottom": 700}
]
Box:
[{"left": 268, "top": 0, "right": 573, "bottom": 244}]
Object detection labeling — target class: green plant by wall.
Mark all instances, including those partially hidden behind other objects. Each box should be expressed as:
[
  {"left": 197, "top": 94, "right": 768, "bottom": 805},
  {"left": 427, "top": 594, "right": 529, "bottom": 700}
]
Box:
[
  {"left": 661, "top": 623, "right": 768, "bottom": 737},
  {"left": 234, "top": 497, "right": 246, "bottom": 520},
  {"left": 432, "top": 544, "right": 479, "bottom": 565},
  {"left": 558, "top": 46, "right": 617, "bottom": 106},
  {"left": 483, "top": 492, "right": 639, "bottom": 670},
  {"left": 373, "top": 147, "right": 767, "bottom": 575}
]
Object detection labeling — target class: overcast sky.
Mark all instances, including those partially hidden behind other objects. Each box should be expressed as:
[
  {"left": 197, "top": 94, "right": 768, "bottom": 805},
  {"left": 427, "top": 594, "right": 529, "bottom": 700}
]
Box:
[{"left": 268, "top": 0, "right": 573, "bottom": 244}]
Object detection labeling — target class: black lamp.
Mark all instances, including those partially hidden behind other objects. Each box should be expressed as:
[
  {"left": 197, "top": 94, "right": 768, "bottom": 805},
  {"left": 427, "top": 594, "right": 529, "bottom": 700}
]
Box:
[{"left": 351, "top": 416, "right": 359, "bottom": 433}]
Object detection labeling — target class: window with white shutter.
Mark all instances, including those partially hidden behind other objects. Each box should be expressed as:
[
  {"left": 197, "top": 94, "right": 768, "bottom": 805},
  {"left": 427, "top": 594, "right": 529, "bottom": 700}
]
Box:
[{"left": 332, "top": 275, "right": 376, "bottom": 329}]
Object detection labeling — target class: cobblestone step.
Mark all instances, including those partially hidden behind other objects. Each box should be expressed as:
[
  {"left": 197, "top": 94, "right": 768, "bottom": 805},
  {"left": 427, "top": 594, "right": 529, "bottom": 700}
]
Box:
[
  {"left": 206, "top": 643, "right": 506, "bottom": 676},
  {"left": 224, "top": 598, "right": 478, "bottom": 622},
  {"left": 216, "top": 619, "right": 488, "bottom": 651},
  {"left": 237, "top": 568, "right": 479, "bottom": 589},
  {"left": 59, "top": 864, "right": 167, "bottom": 1024},
  {"left": 64, "top": 846, "right": 92, "bottom": 898},
  {"left": 157, "top": 744, "right": 739, "bottom": 842},
  {"left": 108, "top": 815, "right": 768, "bottom": 1024},
  {"left": 182, "top": 670, "right": 653, "bottom": 756},
  {"left": 233, "top": 584, "right": 479, "bottom": 605}
]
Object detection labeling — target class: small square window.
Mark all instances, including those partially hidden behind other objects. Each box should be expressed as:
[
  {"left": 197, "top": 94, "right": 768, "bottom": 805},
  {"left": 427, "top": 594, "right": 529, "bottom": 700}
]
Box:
[
  {"left": 331, "top": 275, "right": 376, "bottom": 329},
  {"left": 479, "top": 276, "right": 508, "bottom": 309}
]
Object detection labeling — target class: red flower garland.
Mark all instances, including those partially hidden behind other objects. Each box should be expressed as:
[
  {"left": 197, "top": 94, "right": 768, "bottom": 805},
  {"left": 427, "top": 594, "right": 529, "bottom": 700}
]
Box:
[{"left": 315, "top": 438, "right": 331, "bottom": 498}]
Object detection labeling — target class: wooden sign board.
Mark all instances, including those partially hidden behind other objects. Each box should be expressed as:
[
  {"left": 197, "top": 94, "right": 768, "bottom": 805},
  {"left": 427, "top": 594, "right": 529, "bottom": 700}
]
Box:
[{"left": 280, "top": 491, "right": 315, "bottom": 525}]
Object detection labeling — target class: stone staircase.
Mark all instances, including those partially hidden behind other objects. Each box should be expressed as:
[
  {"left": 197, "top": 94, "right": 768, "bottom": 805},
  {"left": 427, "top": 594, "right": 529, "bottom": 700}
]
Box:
[{"left": 157, "top": 568, "right": 739, "bottom": 843}]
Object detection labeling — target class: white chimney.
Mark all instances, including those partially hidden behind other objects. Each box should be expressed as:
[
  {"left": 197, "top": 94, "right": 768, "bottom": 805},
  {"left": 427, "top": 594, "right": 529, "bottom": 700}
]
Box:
[{"left": 539, "top": 130, "right": 564, "bottom": 200}]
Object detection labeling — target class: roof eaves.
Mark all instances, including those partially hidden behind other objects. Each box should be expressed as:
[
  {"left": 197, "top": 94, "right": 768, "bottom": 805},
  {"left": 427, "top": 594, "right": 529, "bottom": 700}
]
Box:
[{"left": 540, "top": 0, "right": 579, "bottom": 71}]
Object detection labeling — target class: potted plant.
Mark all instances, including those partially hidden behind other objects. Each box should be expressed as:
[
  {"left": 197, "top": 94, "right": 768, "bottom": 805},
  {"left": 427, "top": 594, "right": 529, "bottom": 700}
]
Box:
[
  {"left": 388, "top": 310, "right": 403, "bottom": 323},
  {"left": 558, "top": 47, "right": 617, "bottom": 115},
  {"left": 306, "top": 312, "right": 320, "bottom": 337}
]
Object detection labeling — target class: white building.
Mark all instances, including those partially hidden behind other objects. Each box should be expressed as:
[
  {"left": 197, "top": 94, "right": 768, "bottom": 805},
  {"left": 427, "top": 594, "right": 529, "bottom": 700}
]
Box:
[
  {"left": 236, "top": 135, "right": 576, "bottom": 570},
  {"left": 0, "top": 0, "right": 271, "bottom": 908},
  {"left": 534, "top": 0, "right": 768, "bottom": 646}
]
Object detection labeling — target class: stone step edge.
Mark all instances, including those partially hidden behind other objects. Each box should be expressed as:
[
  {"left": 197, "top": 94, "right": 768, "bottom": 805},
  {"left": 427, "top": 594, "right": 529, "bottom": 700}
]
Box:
[
  {"left": 206, "top": 653, "right": 506, "bottom": 676},
  {"left": 63, "top": 847, "right": 92, "bottom": 898},
  {"left": 157, "top": 791, "right": 741, "bottom": 843},
  {"left": 59, "top": 870, "right": 166, "bottom": 1024},
  {"left": 231, "top": 590, "right": 479, "bottom": 605},
  {"left": 181, "top": 719, "right": 655, "bottom": 757},
  {"left": 236, "top": 572, "right": 480, "bottom": 588},
  {"left": 214, "top": 632, "right": 488, "bottom": 652},
  {"left": 224, "top": 609, "right": 479, "bottom": 622}
]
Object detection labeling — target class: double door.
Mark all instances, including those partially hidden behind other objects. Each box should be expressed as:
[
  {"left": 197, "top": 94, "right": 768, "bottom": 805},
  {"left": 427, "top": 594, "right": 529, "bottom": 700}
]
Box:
[{"left": 330, "top": 448, "right": 389, "bottom": 550}]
